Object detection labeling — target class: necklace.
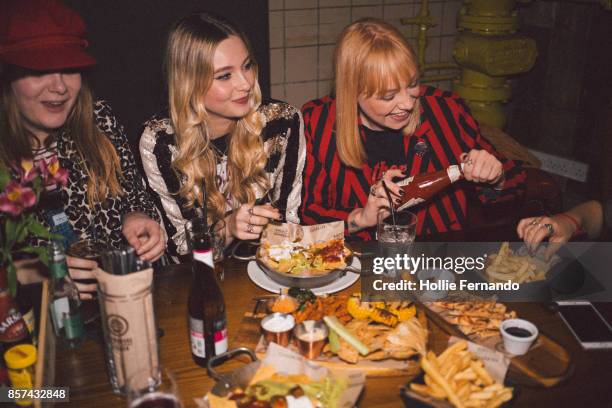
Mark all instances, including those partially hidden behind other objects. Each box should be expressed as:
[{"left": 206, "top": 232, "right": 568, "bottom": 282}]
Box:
[{"left": 210, "top": 135, "right": 229, "bottom": 158}]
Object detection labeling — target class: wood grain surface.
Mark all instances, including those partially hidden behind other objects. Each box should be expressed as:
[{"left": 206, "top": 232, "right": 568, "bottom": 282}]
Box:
[{"left": 54, "top": 245, "right": 612, "bottom": 407}]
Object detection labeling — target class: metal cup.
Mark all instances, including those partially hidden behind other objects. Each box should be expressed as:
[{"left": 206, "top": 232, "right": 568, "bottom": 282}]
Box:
[
  {"left": 261, "top": 313, "right": 295, "bottom": 347},
  {"left": 293, "top": 320, "right": 328, "bottom": 360}
]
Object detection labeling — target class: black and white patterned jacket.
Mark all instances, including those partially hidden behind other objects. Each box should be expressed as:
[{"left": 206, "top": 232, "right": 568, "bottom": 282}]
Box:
[
  {"left": 28, "top": 100, "right": 161, "bottom": 249},
  {"left": 139, "top": 100, "right": 306, "bottom": 258}
]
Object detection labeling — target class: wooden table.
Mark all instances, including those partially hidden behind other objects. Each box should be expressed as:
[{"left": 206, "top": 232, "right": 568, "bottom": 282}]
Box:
[{"left": 55, "top": 231, "right": 612, "bottom": 407}]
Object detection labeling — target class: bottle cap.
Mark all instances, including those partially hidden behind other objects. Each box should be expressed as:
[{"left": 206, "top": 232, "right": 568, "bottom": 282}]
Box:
[{"left": 4, "top": 344, "right": 37, "bottom": 369}]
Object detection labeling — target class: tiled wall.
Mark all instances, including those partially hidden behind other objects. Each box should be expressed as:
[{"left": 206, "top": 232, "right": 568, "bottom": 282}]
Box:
[{"left": 268, "top": 0, "right": 463, "bottom": 109}]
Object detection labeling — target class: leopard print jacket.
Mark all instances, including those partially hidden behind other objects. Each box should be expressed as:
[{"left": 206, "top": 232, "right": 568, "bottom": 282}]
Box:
[
  {"left": 139, "top": 100, "right": 306, "bottom": 258},
  {"left": 29, "top": 100, "right": 161, "bottom": 249}
]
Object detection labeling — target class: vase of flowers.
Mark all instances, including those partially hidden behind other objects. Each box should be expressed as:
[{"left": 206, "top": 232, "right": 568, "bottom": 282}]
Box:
[{"left": 0, "top": 158, "right": 68, "bottom": 295}]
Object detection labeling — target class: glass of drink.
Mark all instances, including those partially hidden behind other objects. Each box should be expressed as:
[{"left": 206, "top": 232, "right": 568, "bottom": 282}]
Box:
[
  {"left": 376, "top": 210, "right": 417, "bottom": 278},
  {"left": 185, "top": 218, "right": 226, "bottom": 281},
  {"left": 66, "top": 239, "right": 110, "bottom": 325},
  {"left": 126, "top": 368, "right": 182, "bottom": 408}
]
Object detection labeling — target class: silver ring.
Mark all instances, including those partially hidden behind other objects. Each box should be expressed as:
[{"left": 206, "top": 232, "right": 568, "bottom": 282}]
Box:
[
  {"left": 246, "top": 223, "right": 254, "bottom": 233},
  {"left": 544, "top": 223, "right": 554, "bottom": 235},
  {"left": 370, "top": 185, "right": 378, "bottom": 197},
  {"left": 248, "top": 207, "right": 254, "bottom": 215},
  {"left": 529, "top": 219, "right": 538, "bottom": 226}
]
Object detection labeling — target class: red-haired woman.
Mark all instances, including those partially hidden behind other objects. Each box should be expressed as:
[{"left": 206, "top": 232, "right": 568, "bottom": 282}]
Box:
[{"left": 301, "top": 18, "right": 526, "bottom": 240}]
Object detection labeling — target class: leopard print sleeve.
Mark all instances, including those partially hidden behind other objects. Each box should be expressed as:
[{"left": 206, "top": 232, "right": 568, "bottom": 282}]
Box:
[{"left": 94, "top": 101, "right": 161, "bottom": 223}]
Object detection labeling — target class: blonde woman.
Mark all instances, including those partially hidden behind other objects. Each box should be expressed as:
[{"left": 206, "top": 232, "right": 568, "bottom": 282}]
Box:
[
  {"left": 0, "top": 0, "right": 165, "bottom": 297},
  {"left": 140, "top": 13, "right": 305, "bottom": 260},
  {"left": 301, "top": 18, "right": 526, "bottom": 240}
]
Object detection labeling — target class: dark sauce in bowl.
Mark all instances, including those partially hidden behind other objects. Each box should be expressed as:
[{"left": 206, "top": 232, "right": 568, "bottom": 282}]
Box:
[{"left": 505, "top": 326, "right": 533, "bottom": 338}]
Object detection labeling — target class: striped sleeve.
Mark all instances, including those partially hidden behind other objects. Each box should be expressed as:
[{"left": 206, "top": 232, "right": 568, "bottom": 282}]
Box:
[
  {"left": 300, "top": 98, "right": 356, "bottom": 228},
  {"left": 139, "top": 121, "right": 194, "bottom": 258},
  {"left": 447, "top": 94, "right": 526, "bottom": 204}
]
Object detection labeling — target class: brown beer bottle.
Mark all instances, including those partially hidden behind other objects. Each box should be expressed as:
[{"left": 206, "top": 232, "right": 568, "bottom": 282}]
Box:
[
  {"left": 396, "top": 164, "right": 464, "bottom": 211},
  {"left": 0, "top": 269, "right": 32, "bottom": 351},
  {"left": 187, "top": 216, "right": 228, "bottom": 367}
]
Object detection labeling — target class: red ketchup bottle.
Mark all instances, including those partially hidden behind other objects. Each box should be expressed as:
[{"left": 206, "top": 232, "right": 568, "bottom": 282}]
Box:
[{"left": 396, "top": 164, "right": 464, "bottom": 211}]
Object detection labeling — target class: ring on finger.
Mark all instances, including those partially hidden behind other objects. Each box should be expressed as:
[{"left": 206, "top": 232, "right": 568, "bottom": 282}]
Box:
[
  {"left": 529, "top": 219, "right": 538, "bottom": 226},
  {"left": 543, "top": 223, "right": 554, "bottom": 235},
  {"left": 246, "top": 223, "right": 254, "bottom": 233},
  {"left": 248, "top": 207, "right": 254, "bottom": 215}
]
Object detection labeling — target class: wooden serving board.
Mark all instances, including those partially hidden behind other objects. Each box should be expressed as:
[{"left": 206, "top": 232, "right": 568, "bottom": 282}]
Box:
[
  {"left": 231, "top": 299, "right": 423, "bottom": 378},
  {"left": 420, "top": 300, "right": 573, "bottom": 388}
]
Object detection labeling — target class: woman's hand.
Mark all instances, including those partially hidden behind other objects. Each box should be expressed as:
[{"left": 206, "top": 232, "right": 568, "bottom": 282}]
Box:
[
  {"left": 226, "top": 204, "right": 281, "bottom": 241},
  {"left": 66, "top": 255, "right": 98, "bottom": 300},
  {"left": 517, "top": 214, "right": 576, "bottom": 259},
  {"left": 461, "top": 150, "right": 503, "bottom": 185},
  {"left": 122, "top": 211, "right": 167, "bottom": 262},
  {"left": 350, "top": 169, "right": 404, "bottom": 231}
]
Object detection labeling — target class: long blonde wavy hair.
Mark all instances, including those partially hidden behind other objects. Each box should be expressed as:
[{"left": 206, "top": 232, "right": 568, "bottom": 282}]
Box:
[
  {"left": 334, "top": 18, "right": 421, "bottom": 168},
  {"left": 0, "top": 69, "right": 123, "bottom": 205},
  {"left": 166, "top": 13, "right": 267, "bottom": 221}
]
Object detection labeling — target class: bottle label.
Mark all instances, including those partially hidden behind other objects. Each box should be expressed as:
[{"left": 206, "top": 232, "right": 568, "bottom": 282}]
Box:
[
  {"left": 22, "top": 309, "right": 36, "bottom": 345},
  {"left": 214, "top": 328, "right": 228, "bottom": 355},
  {"left": 63, "top": 312, "right": 84, "bottom": 339},
  {"left": 50, "top": 297, "right": 69, "bottom": 330},
  {"left": 213, "top": 317, "right": 228, "bottom": 355},
  {"left": 447, "top": 165, "right": 462, "bottom": 183},
  {"left": 193, "top": 249, "right": 214, "bottom": 269},
  {"left": 0, "top": 306, "right": 28, "bottom": 342},
  {"left": 50, "top": 262, "right": 68, "bottom": 280},
  {"left": 189, "top": 317, "right": 206, "bottom": 358}
]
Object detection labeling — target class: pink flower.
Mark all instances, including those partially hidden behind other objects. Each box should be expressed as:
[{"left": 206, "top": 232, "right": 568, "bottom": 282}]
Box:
[
  {"left": 0, "top": 180, "right": 36, "bottom": 216},
  {"left": 19, "top": 160, "right": 40, "bottom": 183},
  {"left": 46, "top": 157, "right": 68, "bottom": 187}
]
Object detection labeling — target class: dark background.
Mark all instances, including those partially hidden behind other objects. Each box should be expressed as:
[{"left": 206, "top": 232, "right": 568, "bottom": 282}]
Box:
[{"left": 64, "top": 0, "right": 269, "bottom": 146}]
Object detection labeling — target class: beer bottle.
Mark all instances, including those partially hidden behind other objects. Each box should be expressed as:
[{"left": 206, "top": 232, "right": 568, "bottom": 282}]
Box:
[
  {"left": 396, "top": 164, "right": 464, "bottom": 212},
  {"left": 0, "top": 270, "right": 32, "bottom": 351},
  {"left": 48, "top": 242, "right": 84, "bottom": 348},
  {"left": 187, "top": 216, "right": 228, "bottom": 367},
  {"left": 16, "top": 283, "right": 37, "bottom": 346}
]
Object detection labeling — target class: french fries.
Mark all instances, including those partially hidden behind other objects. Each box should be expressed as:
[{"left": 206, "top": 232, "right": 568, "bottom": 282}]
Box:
[
  {"left": 410, "top": 341, "right": 513, "bottom": 408},
  {"left": 486, "top": 242, "right": 549, "bottom": 283}
]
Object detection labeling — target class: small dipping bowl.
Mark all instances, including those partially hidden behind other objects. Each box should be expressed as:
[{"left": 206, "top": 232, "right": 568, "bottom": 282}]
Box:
[
  {"left": 293, "top": 320, "right": 329, "bottom": 360},
  {"left": 266, "top": 294, "right": 299, "bottom": 314},
  {"left": 500, "top": 318, "right": 539, "bottom": 355},
  {"left": 261, "top": 313, "right": 295, "bottom": 347}
]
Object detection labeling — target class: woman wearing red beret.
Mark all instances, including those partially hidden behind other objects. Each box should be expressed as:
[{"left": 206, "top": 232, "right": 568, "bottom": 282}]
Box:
[{"left": 0, "top": 0, "right": 166, "bottom": 298}]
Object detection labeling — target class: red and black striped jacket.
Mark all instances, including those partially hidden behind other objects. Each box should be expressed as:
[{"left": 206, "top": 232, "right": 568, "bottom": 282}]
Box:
[{"left": 300, "top": 86, "right": 526, "bottom": 240}]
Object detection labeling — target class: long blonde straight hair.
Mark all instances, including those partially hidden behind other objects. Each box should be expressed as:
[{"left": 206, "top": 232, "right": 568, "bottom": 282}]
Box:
[
  {"left": 166, "top": 13, "right": 267, "bottom": 221},
  {"left": 0, "top": 71, "right": 123, "bottom": 205},
  {"left": 334, "top": 18, "right": 421, "bottom": 168}
]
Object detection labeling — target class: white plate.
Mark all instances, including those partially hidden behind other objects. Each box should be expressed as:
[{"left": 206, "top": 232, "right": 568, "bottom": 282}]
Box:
[{"left": 247, "top": 258, "right": 361, "bottom": 295}]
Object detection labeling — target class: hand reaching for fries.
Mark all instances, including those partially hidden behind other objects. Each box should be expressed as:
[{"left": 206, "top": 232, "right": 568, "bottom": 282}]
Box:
[
  {"left": 410, "top": 341, "right": 513, "bottom": 408},
  {"left": 517, "top": 215, "right": 573, "bottom": 260}
]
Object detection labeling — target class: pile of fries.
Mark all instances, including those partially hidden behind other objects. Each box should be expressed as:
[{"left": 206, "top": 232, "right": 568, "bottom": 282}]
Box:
[
  {"left": 410, "top": 341, "right": 513, "bottom": 408},
  {"left": 486, "top": 242, "right": 549, "bottom": 283},
  {"left": 433, "top": 301, "right": 516, "bottom": 338},
  {"left": 293, "top": 294, "right": 351, "bottom": 324}
]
